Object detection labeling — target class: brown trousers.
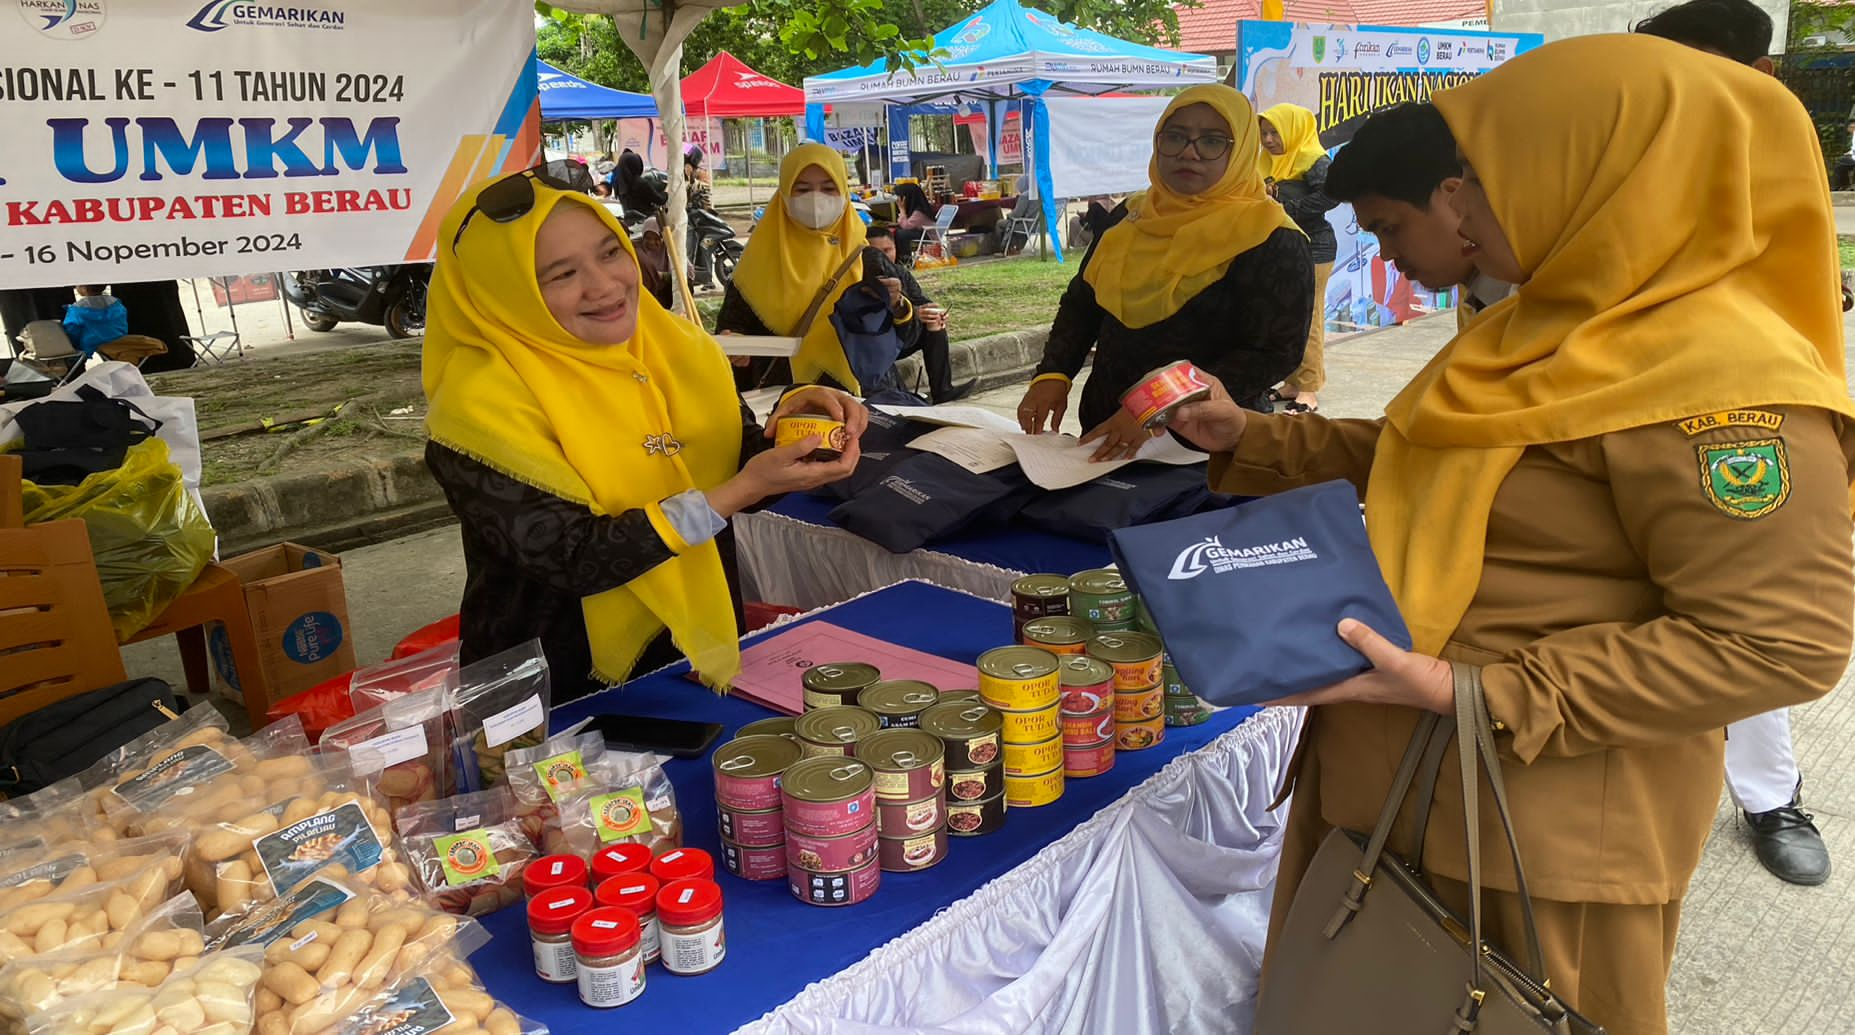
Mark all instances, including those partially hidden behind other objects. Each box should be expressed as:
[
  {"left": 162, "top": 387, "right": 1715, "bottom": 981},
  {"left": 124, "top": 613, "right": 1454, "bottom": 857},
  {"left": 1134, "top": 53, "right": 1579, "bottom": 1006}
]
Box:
[
  {"left": 1264, "top": 793, "right": 1683, "bottom": 1035},
  {"left": 1282, "top": 262, "right": 1333, "bottom": 394}
]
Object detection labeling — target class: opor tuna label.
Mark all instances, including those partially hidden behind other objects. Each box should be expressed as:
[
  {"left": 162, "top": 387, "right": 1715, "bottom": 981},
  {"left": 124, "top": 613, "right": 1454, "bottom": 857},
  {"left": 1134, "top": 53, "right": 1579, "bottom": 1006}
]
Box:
[
  {"left": 434, "top": 831, "right": 500, "bottom": 886},
  {"left": 111, "top": 744, "right": 234, "bottom": 808},
  {"left": 254, "top": 802, "right": 384, "bottom": 893}
]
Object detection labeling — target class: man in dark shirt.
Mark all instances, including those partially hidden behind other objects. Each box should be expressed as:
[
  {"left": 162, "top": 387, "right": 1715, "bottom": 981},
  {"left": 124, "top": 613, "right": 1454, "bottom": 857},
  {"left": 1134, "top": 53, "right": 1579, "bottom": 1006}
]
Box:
[{"left": 868, "top": 226, "right": 973, "bottom": 402}]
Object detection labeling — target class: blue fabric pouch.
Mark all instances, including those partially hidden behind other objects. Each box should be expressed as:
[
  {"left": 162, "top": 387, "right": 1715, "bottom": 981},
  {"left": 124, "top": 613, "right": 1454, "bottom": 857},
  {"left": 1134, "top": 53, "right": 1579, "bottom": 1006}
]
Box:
[{"left": 1108, "top": 480, "right": 1410, "bottom": 707}]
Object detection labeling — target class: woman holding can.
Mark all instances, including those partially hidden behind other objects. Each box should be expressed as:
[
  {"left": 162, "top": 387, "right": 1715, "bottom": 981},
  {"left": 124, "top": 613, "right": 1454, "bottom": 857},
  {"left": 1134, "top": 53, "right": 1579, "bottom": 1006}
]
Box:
[
  {"left": 423, "top": 161, "right": 867, "bottom": 698},
  {"left": 1170, "top": 37, "right": 1855, "bottom": 1032},
  {"left": 1015, "top": 84, "right": 1314, "bottom": 461}
]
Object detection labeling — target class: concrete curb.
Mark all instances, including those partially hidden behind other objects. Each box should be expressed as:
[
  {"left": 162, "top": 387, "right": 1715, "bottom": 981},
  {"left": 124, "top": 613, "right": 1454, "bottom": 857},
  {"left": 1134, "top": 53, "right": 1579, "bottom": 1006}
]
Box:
[{"left": 205, "top": 326, "right": 1053, "bottom": 553}]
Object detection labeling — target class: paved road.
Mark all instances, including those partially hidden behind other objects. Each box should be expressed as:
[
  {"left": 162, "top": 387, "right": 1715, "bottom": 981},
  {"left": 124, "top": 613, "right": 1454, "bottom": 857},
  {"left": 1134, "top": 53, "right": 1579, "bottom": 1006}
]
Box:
[{"left": 126, "top": 308, "right": 1855, "bottom": 1034}]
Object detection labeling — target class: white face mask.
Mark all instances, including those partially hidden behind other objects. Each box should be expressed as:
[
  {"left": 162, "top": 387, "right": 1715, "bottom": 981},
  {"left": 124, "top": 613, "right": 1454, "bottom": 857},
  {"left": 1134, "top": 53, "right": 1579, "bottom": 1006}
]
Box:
[{"left": 785, "top": 191, "right": 845, "bottom": 230}]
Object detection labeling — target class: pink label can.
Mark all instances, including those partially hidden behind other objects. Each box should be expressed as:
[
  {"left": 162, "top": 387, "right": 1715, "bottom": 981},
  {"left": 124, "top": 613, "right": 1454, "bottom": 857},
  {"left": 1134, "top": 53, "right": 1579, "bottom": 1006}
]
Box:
[
  {"left": 789, "top": 857, "right": 881, "bottom": 907},
  {"left": 719, "top": 837, "right": 787, "bottom": 881},
  {"left": 785, "top": 822, "right": 878, "bottom": 874},
  {"left": 715, "top": 804, "right": 785, "bottom": 848},
  {"left": 876, "top": 793, "right": 946, "bottom": 837},
  {"left": 712, "top": 735, "right": 801, "bottom": 812},
  {"left": 780, "top": 757, "right": 877, "bottom": 838}
]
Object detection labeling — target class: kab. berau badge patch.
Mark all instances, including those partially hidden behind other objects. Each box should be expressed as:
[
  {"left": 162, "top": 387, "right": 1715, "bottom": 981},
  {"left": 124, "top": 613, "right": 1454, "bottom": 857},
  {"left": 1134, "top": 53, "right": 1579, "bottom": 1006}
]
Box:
[{"left": 1698, "top": 438, "right": 1789, "bottom": 519}]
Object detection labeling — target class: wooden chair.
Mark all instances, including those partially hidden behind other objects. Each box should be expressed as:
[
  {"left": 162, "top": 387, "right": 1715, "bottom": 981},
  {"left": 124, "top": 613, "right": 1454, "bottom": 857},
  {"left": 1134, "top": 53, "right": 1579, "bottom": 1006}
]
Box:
[
  {"left": 0, "top": 456, "right": 19, "bottom": 529},
  {"left": 0, "top": 519, "right": 128, "bottom": 727}
]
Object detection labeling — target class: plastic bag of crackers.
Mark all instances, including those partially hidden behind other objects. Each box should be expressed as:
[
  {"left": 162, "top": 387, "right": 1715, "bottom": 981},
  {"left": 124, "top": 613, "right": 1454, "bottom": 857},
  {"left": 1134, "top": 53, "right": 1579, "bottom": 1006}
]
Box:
[
  {"left": 0, "top": 854, "right": 188, "bottom": 965},
  {"left": 318, "top": 689, "right": 455, "bottom": 815},
  {"left": 329, "top": 956, "right": 544, "bottom": 1035},
  {"left": 100, "top": 716, "right": 315, "bottom": 842},
  {"left": 448, "top": 643, "right": 551, "bottom": 795},
  {"left": 0, "top": 892, "right": 206, "bottom": 1034},
  {"left": 0, "top": 832, "right": 191, "bottom": 916},
  {"left": 394, "top": 790, "right": 534, "bottom": 918},
  {"left": 23, "top": 945, "right": 264, "bottom": 1035},
  {"left": 550, "top": 752, "right": 682, "bottom": 860}
]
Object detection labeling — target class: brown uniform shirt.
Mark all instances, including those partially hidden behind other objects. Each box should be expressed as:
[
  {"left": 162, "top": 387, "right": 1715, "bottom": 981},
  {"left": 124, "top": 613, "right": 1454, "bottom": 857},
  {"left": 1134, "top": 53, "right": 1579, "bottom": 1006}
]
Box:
[{"left": 1211, "top": 405, "right": 1855, "bottom": 904}]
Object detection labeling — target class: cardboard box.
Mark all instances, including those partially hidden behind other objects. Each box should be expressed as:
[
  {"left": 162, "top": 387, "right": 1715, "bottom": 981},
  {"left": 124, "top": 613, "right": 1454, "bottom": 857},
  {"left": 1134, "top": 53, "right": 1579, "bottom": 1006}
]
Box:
[{"left": 208, "top": 543, "right": 357, "bottom": 711}]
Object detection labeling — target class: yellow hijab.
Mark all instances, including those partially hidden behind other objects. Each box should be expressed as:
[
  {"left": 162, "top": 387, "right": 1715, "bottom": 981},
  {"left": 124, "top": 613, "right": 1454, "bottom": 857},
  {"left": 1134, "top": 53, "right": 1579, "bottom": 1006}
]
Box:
[
  {"left": 1084, "top": 85, "right": 1301, "bottom": 330},
  {"left": 730, "top": 144, "right": 868, "bottom": 391},
  {"left": 424, "top": 182, "right": 744, "bottom": 688},
  {"left": 1261, "top": 103, "right": 1326, "bottom": 183},
  {"left": 1370, "top": 34, "right": 1855, "bottom": 655}
]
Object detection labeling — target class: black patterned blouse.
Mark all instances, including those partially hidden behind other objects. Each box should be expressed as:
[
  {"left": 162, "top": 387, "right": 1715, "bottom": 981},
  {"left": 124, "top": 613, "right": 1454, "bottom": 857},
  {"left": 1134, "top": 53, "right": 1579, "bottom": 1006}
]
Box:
[
  {"left": 1034, "top": 205, "right": 1315, "bottom": 430},
  {"left": 425, "top": 397, "right": 771, "bottom": 700}
]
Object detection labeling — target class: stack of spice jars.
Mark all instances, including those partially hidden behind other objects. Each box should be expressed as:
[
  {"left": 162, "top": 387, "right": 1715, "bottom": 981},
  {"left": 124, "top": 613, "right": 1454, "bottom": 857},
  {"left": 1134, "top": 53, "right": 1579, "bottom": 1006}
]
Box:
[
  {"left": 1010, "top": 574, "right": 1071, "bottom": 639},
  {"left": 921, "top": 700, "right": 1007, "bottom": 835},
  {"left": 1069, "top": 569, "right": 1137, "bottom": 632},
  {"left": 1088, "top": 631, "right": 1167, "bottom": 752},
  {"left": 781, "top": 755, "right": 881, "bottom": 906},
  {"left": 712, "top": 734, "right": 803, "bottom": 881},
  {"left": 1056, "top": 655, "right": 1117, "bottom": 778},
  {"left": 859, "top": 728, "right": 949, "bottom": 871},
  {"left": 860, "top": 680, "right": 942, "bottom": 729},
  {"left": 978, "top": 646, "right": 1065, "bottom": 808}
]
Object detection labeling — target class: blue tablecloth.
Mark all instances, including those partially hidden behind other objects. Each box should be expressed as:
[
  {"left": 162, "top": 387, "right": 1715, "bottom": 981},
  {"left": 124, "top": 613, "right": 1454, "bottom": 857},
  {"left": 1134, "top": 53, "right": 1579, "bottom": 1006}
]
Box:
[
  {"left": 476, "top": 580, "right": 1258, "bottom": 1033},
  {"left": 769, "top": 492, "right": 1111, "bottom": 577}
]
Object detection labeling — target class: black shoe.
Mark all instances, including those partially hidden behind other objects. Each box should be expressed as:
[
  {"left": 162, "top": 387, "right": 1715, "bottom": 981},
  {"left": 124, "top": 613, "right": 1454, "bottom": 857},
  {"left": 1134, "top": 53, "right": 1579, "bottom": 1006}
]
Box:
[
  {"left": 1745, "top": 797, "right": 1831, "bottom": 886},
  {"left": 932, "top": 379, "right": 976, "bottom": 404}
]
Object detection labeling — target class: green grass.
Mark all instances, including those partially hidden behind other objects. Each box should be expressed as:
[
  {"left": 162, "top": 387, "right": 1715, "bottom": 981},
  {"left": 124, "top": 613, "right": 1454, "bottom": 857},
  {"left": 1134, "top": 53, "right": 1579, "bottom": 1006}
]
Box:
[
  {"left": 1840, "top": 235, "right": 1855, "bottom": 269},
  {"left": 916, "top": 255, "right": 1078, "bottom": 341}
]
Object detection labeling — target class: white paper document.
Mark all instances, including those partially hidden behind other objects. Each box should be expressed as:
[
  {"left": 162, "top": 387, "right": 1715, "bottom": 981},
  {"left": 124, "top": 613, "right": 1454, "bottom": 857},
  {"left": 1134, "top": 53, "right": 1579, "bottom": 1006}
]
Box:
[
  {"left": 1005, "top": 432, "right": 1207, "bottom": 491},
  {"left": 909, "top": 425, "right": 1020, "bottom": 474},
  {"left": 871, "top": 403, "right": 1022, "bottom": 433}
]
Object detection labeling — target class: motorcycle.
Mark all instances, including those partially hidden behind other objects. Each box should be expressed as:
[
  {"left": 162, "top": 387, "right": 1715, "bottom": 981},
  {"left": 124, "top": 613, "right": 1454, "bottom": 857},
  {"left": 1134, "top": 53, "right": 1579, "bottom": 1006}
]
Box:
[
  {"left": 690, "top": 208, "right": 744, "bottom": 286},
  {"left": 281, "top": 265, "right": 431, "bottom": 340}
]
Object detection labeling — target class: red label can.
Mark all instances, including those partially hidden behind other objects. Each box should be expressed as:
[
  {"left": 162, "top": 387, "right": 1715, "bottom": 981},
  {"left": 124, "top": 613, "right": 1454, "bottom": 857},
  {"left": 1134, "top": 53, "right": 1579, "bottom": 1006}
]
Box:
[
  {"left": 1119, "top": 360, "right": 1211, "bottom": 429},
  {"left": 712, "top": 734, "right": 802, "bottom": 812},
  {"left": 785, "top": 822, "right": 878, "bottom": 874},
  {"left": 780, "top": 757, "right": 877, "bottom": 839},
  {"left": 1063, "top": 739, "right": 1117, "bottom": 778},
  {"left": 1061, "top": 704, "right": 1115, "bottom": 747}
]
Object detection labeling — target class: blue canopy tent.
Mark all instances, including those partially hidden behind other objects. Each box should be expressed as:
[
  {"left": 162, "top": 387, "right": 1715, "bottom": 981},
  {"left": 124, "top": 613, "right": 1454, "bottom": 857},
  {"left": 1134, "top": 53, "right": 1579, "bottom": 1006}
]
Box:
[
  {"left": 802, "top": 0, "right": 1216, "bottom": 260},
  {"left": 536, "top": 60, "right": 658, "bottom": 121}
]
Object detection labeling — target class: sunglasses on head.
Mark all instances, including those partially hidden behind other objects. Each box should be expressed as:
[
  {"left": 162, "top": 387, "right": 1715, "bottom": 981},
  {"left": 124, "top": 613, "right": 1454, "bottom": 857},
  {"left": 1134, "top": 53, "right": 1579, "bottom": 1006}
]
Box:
[{"left": 450, "top": 159, "right": 597, "bottom": 253}]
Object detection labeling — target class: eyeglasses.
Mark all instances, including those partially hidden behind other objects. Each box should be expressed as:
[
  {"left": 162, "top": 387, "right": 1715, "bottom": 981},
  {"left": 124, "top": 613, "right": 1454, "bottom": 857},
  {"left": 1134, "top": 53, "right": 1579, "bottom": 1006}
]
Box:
[
  {"left": 450, "top": 159, "right": 596, "bottom": 253},
  {"left": 1154, "top": 129, "right": 1235, "bottom": 161}
]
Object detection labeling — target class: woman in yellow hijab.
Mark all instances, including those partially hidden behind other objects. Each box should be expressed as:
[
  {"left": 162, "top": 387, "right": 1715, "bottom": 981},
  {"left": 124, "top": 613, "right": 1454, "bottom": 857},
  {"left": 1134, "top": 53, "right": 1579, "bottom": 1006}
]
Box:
[
  {"left": 1258, "top": 102, "right": 1339, "bottom": 415},
  {"left": 424, "top": 161, "right": 866, "bottom": 697},
  {"left": 1173, "top": 35, "right": 1855, "bottom": 1032},
  {"left": 716, "top": 144, "right": 922, "bottom": 396},
  {"left": 1016, "top": 84, "right": 1310, "bottom": 462}
]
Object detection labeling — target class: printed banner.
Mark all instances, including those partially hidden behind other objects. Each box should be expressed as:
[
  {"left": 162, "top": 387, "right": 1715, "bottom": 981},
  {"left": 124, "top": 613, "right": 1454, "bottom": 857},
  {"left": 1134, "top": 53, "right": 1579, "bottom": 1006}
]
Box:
[
  {"left": 1236, "top": 21, "right": 1541, "bottom": 329},
  {"left": 0, "top": 0, "right": 541, "bottom": 289},
  {"left": 1041, "top": 96, "right": 1171, "bottom": 199}
]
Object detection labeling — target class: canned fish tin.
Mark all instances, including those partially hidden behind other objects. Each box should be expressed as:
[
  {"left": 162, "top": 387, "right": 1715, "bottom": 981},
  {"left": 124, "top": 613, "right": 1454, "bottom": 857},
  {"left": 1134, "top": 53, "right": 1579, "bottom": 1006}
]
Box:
[
  {"left": 1088, "top": 632, "right": 1165, "bottom": 691},
  {"left": 785, "top": 822, "right": 878, "bottom": 874},
  {"left": 795, "top": 706, "right": 882, "bottom": 758},
  {"left": 978, "top": 646, "right": 1061, "bottom": 711},
  {"left": 737, "top": 716, "right": 799, "bottom": 742},
  {"left": 1165, "top": 695, "right": 1212, "bottom": 727},
  {"left": 712, "top": 734, "right": 803, "bottom": 812},
  {"left": 946, "top": 791, "right": 1007, "bottom": 836},
  {"left": 1056, "top": 656, "right": 1114, "bottom": 712},
  {"left": 937, "top": 690, "right": 982, "bottom": 706},
  {"left": 719, "top": 838, "right": 787, "bottom": 881},
  {"left": 1120, "top": 359, "right": 1211, "bottom": 429},
  {"left": 1115, "top": 716, "right": 1166, "bottom": 751},
  {"left": 801, "top": 663, "right": 880, "bottom": 711},
  {"left": 1161, "top": 660, "right": 1189, "bottom": 698},
  {"left": 857, "top": 729, "right": 946, "bottom": 801},
  {"left": 1002, "top": 733, "right": 1064, "bottom": 777},
  {"left": 789, "top": 857, "right": 880, "bottom": 907},
  {"left": 1068, "top": 570, "right": 1136, "bottom": 627},
  {"left": 879, "top": 826, "right": 949, "bottom": 872},
  {"left": 715, "top": 805, "right": 785, "bottom": 848},
  {"left": 775, "top": 415, "right": 850, "bottom": 460},
  {"left": 1113, "top": 685, "right": 1165, "bottom": 723},
  {"left": 1011, "top": 574, "right": 1071, "bottom": 621},
  {"left": 876, "top": 793, "right": 946, "bottom": 837},
  {"left": 1064, "top": 739, "right": 1117, "bottom": 779},
  {"left": 945, "top": 764, "right": 1005, "bottom": 803},
  {"left": 996, "top": 703, "right": 1061, "bottom": 745},
  {"left": 1061, "top": 703, "right": 1115, "bottom": 747},
  {"left": 919, "top": 702, "right": 1003, "bottom": 769},
  {"left": 1005, "top": 766, "right": 1065, "bottom": 808},
  {"left": 780, "top": 757, "right": 876, "bottom": 838},
  {"left": 859, "top": 681, "right": 942, "bottom": 729},
  {"left": 1020, "top": 616, "right": 1092, "bottom": 656}
]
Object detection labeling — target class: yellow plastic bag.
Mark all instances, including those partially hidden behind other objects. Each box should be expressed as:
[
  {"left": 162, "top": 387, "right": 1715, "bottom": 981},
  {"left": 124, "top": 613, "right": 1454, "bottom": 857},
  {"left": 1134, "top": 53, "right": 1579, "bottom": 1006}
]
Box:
[{"left": 20, "top": 439, "right": 216, "bottom": 641}]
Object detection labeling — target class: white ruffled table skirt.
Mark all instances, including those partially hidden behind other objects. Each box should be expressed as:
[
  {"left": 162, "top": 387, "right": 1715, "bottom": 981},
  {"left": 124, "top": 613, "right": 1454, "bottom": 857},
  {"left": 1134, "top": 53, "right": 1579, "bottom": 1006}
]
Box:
[{"left": 734, "top": 705, "right": 1303, "bottom": 1035}]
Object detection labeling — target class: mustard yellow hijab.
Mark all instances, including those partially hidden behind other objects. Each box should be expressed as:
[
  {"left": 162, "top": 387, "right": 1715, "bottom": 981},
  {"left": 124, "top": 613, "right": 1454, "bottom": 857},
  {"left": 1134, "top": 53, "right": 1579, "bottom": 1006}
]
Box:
[
  {"left": 1371, "top": 34, "right": 1855, "bottom": 655},
  {"left": 1261, "top": 103, "right": 1326, "bottom": 183},
  {"left": 730, "top": 144, "right": 868, "bottom": 391},
  {"left": 1084, "top": 85, "right": 1301, "bottom": 330},
  {"left": 424, "top": 180, "right": 744, "bottom": 688}
]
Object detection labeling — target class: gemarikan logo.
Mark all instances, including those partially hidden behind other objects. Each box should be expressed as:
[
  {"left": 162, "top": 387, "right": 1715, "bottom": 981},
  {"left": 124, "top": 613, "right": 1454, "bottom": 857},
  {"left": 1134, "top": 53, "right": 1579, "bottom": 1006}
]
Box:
[
  {"left": 187, "top": 1, "right": 345, "bottom": 33},
  {"left": 1167, "top": 535, "right": 1319, "bottom": 580}
]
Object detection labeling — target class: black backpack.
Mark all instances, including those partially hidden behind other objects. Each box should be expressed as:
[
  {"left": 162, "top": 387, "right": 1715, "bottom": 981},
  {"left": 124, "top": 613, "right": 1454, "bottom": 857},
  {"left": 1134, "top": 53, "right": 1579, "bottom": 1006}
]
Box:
[
  {"left": 12, "top": 385, "right": 162, "bottom": 486},
  {"left": 0, "top": 678, "right": 182, "bottom": 799}
]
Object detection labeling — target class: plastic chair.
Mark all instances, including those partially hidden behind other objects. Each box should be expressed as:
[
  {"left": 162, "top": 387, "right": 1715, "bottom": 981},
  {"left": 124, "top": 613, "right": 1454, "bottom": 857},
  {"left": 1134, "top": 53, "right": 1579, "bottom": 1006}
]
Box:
[
  {"left": 123, "top": 562, "right": 272, "bottom": 727},
  {"left": 185, "top": 330, "right": 244, "bottom": 366},
  {"left": 0, "top": 519, "right": 129, "bottom": 727},
  {"left": 912, "top": 205, "right": 960, "bottom": 269}
]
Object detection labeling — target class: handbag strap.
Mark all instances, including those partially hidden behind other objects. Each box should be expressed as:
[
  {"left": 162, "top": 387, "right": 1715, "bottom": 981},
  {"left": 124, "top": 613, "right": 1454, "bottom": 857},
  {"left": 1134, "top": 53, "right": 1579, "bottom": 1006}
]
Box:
[
  {"left": 793, "top": 249, "right": 865, "bottom": 341},
  {"left": 1321, "top": 709, "right": 1445, "bottom": 937},
  {"left": 1454, "top": 664, "right": 1550, "bottom": 990}
]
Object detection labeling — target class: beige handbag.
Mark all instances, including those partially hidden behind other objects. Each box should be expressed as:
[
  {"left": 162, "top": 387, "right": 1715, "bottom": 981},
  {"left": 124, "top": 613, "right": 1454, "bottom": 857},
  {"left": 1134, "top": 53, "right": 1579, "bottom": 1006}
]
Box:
[{"left": 1255, "top": 667, "right": 1607, "bottom": 1034}]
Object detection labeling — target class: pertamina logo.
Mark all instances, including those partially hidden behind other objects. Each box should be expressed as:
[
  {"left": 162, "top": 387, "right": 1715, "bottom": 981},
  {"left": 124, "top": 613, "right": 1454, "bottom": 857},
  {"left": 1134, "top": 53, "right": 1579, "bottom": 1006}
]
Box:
[
  {"left": 187, "top": 1, "right": 345, "bottom": 33},
  {"left": 17, "top": 0, "right": 105, "bottom": 40},
  {"left": 1167, "top": 535, "right": 1320, "bottom": 581}
]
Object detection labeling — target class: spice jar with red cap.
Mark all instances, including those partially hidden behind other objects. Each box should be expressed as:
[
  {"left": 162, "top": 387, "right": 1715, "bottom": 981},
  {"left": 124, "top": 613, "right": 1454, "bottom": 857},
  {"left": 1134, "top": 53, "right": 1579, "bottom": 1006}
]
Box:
[
  {"left": 591, "top": 844, "right": 653, "bottom": 889},
  {"left": 656, "top": 878, "right": 726, "bottom": 976},
  {"left": 571, "top": 907, "right": 646, "bottom": 1008},
  {"left": 525, "top": 854, "right": 589, "bottom": 899},
  {"left": 595, "top": 872, "right": 662, "bottom": 965},
  {"left": 528, "top": 886, "right": 594, "bottom": 983},
  {"left": 649, "top": 847, "right": 714, "bottom": 884}
]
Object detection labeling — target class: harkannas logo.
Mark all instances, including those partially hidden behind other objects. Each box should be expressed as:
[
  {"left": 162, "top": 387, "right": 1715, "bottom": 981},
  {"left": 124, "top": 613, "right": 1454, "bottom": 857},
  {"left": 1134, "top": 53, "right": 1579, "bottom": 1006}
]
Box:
[
  {"left": 187, "top": 1, "right": 345, "bottom": 32},
  {"left": 18, "top": 0, "right": 104, "bottom": 39},
  {"left": 1167, "top": 535, "right": 1319, "bottom": 580}
]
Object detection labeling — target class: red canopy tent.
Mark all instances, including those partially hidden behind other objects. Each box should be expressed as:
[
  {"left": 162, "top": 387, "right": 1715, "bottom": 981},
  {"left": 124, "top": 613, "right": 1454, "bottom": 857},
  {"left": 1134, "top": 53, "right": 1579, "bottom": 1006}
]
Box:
[{"left": 681, "top": 52, "right": 807, "bottom": 118}]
